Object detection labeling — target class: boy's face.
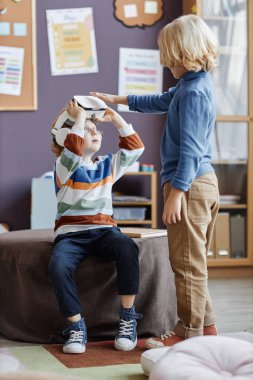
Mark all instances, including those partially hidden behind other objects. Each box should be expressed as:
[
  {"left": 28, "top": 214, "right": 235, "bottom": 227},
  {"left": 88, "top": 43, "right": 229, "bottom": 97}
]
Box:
[{"left": 84, "top": 120, "right": 102, "bottom": 154}]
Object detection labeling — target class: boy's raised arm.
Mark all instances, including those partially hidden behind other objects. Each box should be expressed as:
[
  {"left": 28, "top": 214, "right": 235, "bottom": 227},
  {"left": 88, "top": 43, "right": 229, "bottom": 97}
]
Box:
[
  {"left": 96, "top": 107, "right": 144, "bottom": 183},
  {"left": 55, "top": 101, "right": 87, "bottom": 188}
]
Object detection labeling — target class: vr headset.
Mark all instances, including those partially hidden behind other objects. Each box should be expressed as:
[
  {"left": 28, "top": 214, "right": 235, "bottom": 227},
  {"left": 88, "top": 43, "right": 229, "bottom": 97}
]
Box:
[{"left": 51, "top": 96, "right": 107, "bottom": 147}]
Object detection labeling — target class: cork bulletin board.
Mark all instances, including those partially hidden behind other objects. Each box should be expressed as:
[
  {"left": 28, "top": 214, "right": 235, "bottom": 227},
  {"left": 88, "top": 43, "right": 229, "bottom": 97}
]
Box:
[
  {"left": 0, "top": 0, "right": 37, "bottom": 110},
  {"left": 114, "top": 0, "right": 164, "bottom": 28}
]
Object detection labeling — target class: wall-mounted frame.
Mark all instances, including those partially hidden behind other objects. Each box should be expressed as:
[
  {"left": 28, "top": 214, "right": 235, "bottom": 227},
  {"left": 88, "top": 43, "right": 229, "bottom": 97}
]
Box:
[{"left": 0, "top": 0, "right": 37, "bottom": 111}]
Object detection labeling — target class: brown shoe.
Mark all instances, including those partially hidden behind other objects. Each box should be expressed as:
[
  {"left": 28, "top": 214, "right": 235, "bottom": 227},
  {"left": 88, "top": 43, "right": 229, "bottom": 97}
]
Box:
[
  {"left": 204, "top": 324, "right": 218, "bottom": 335},
  {"left": 145, "top": 331, "right": 184, "bottom": 349}
]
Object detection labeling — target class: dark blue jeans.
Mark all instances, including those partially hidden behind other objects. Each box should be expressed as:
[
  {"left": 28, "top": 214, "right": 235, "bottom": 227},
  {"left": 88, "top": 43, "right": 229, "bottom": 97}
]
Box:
[{"left": 48, "top": 227, "right": 139, "bottom": 318}]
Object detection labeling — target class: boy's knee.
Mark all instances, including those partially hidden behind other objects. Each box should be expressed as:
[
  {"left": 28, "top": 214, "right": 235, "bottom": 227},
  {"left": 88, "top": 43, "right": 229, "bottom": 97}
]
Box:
[
  {"left": 48, "top": 259, "right": 70, "bottom": 280},
  {"left": 118, "top": 239, "right": 139, "bottom": 261}
]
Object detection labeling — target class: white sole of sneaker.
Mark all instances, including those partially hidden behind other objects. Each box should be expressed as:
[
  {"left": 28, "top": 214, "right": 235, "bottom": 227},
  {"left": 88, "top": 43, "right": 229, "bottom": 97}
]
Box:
[
  {"left": 114, "top": 338, "right": 137, "bottom": 351},
  {"left": 145, "top": 341, "right": 164, "bottom": 350},
  {"left": 63, "top": 346, "right": 86, "bottom": 354}
]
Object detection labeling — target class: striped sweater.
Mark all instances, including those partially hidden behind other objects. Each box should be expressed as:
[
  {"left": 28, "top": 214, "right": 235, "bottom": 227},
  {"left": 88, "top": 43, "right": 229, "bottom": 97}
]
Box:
[{"left": 54, "top": 123, "right": 144, "bottom": 236}]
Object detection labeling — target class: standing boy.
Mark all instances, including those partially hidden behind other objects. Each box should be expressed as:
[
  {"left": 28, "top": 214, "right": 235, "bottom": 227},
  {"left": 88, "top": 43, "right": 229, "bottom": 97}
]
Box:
[{"left": 91, "top": 14, "right": 220, "bottom": 347}]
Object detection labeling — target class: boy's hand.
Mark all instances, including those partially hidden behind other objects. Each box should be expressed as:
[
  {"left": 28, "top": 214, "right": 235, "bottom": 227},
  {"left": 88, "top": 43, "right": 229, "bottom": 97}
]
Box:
[
  {"left": 163, "top": 188, "right": 183, "bottom": 225},
  {"left": 90, "top": 92, "right": 128, "bottom": 105},
  {"left": 67, "top": 100, "right": 86, "bottom": 119},
  {"left": 96, "top": 107, "right": 128, "bottom": 129}
]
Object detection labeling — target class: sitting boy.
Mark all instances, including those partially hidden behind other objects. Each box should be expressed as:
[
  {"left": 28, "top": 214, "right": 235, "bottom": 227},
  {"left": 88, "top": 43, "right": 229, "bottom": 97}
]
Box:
[{"left": 49, "top": 99, "right": 144, "bottom": 354}]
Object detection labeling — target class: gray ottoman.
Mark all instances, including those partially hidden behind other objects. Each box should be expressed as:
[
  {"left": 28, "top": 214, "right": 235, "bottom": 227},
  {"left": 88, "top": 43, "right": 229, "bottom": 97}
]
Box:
[{"left": 0, "top": 229, "right": 176, "bottom": 343}]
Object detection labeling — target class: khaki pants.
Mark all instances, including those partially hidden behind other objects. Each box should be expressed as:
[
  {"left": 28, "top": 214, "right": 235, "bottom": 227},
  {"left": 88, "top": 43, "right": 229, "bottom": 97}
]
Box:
[{"left": 164, "top": 172, "right": 219, "bottom": 338}]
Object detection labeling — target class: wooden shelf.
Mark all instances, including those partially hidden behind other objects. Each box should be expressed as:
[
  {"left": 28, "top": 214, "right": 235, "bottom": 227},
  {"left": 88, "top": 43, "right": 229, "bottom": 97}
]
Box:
[
  {"left": 113, "top": 171, "right": 157, "bottom": 228},
  {"left": 215, "top": 115, "right": 249, "bottom": 122},
  {"left": 124, "top": 171, "right": 156, "bottom": 176},
  {"left": 207, "top": 258, "right": 252, "bottom": 267},
  {"left": 116, "top": 220, "right": 152, "bottom": 225},
  {"left": 212, "top": 160, "right": 247, "bottom": 165},
  {"left": 113, "top": 201, "right": 152, "bottom": 206},
  {"left": 219, "top": 204, "right": 247, "bottom": 209}
]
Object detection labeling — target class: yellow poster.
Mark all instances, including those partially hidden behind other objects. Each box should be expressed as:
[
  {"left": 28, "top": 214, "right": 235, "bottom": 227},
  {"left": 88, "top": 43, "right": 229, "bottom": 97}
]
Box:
[{"left": 46, "top": 8, "right": 98, "bottom": 76}]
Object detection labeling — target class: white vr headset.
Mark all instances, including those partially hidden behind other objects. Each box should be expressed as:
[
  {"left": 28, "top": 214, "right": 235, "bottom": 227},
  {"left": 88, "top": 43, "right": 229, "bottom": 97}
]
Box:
[{"left": 51, "top": 96, "right": 107, "bottom": 147}]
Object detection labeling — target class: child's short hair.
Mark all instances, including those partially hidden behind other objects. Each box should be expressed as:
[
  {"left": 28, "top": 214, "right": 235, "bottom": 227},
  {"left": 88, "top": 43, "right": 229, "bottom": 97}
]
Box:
[{"left": 158, "top": 14, "right": 219, "bottom": 72}]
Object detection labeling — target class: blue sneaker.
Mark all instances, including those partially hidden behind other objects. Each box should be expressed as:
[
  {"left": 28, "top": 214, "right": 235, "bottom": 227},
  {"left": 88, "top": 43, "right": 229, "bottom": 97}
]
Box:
[
  {"left": 63, "top": 318, "right": 87, "bottom": 354},
  {"left": 114, "top": 305, "right": 143, "bottom": 351}
]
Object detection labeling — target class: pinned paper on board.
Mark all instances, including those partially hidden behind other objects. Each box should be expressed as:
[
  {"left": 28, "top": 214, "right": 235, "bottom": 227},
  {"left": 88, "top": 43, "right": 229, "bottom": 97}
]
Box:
[
  {"left": 0, "top": 22, "right": 10, "bottom": 35},
  {"left": 124, "top": 4, "right": 138, "bottom": 18},
  {"left": 118, "top": 47, "right": 163, "bottom": 112},
  {"left": 145, "top": 1, "right": 158, "bottom": 14},
  {"left": 114, "top": 0, "right": 164, "bottom": 28},
  {"left": 46, "top": 7, "right": 98, "bottom": 76},
  {"left": 13, "top": 23, "right": 27, "bottom": 36},
  {"left": 0, "top": 46, "right": 24, "bottom": 96}
]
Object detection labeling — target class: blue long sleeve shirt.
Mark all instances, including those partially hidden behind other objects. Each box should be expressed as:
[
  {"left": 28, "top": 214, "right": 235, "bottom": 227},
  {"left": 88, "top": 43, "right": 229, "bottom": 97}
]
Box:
[{"left": 128, "top": 70, "right": 216, "bottom": 191}]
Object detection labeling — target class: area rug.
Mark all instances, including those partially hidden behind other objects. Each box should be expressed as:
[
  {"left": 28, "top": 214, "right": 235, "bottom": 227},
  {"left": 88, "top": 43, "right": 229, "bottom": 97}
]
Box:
[
  {"left": 5, "top": 332, "right": 253, "bottom": 380},
  {"left": 9, "top": 344, "right": 146, "bottom": 380},
  {"left": 43, "top": 339, "right": 146, "bottom": 368}
]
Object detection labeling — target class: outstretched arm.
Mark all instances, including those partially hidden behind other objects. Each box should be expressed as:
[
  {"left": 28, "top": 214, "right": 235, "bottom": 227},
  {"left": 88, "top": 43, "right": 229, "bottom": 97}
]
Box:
[
  {"left": 90, "top": 92, "right": 128, "bottom": 106},
  {"left": 91, "top": 89, "right": 176, "bottom": 114}
]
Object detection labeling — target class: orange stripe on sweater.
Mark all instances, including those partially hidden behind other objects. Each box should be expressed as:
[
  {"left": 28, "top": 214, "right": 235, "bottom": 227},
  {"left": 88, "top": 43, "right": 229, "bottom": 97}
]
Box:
[
  {"left": 55, "top": 214, "right": 117, "bottom": 231},
  {"left": 56, "top": 174, "right": 62, "bottom": 189},
  {"left": 65, "top": 175, "right": 114, "bottom": 190},
  {"left": 119, "top": 133, "right": 144, "bottom": 150}
]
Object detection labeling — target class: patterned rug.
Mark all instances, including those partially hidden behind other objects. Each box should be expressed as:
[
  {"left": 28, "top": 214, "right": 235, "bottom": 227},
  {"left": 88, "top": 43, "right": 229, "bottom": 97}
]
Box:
[
  {"left": 43, "top": 339, "right": 146, "bottom": 368},
  {"left": 5, "top": 341, "right": 147, "bottom": 380},
  {"left": 4, "top": 333, "right": 253, "bottom": 380}
]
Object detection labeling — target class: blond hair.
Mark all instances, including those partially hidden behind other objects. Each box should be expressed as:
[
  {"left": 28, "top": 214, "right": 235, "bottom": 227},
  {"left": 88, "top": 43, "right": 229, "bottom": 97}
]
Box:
[{"left": 158, "top": 14, "right": 219, "bottom": 72}]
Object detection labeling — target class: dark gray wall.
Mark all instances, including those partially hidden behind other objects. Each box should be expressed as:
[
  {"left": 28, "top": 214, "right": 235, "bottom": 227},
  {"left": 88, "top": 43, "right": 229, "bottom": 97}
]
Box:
[{"left": 0, "top": 0, "right": 182, "bottom": 230}]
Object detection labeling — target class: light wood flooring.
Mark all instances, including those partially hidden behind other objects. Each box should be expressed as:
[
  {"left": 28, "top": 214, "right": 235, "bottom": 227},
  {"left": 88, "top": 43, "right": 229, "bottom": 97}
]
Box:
[{"left": 208, "top": 277, "right": 253, "bottom": 333}]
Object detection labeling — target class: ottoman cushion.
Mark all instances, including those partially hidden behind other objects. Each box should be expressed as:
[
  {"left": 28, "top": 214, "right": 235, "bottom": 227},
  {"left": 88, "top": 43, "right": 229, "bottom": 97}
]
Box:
[
  {"left": 141, "top": 336, "right": 253, "bottom": 379},
  {"left": 0, "top": 229, "right": 176, "bottom": 343},
  {"left": 141, "top": 347, "right": 170, "bottom": 376}
]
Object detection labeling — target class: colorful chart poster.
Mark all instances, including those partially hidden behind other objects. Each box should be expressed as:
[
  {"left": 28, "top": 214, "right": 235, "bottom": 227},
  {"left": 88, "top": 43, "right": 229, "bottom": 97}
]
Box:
[
  {"left": 118, "top": 48, "right": 163, "bottom": 112},
  {"left": 46, "top": 8, "right": 98, "bottom": 76},
  {"left": 0, "top": 46, "right": 24, "bottom": 96}
]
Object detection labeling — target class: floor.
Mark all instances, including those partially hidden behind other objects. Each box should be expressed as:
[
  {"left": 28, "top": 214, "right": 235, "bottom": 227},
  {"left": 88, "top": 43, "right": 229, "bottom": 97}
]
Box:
[{"left": 208, "top": 277, "right": 253, "bottom": 333}]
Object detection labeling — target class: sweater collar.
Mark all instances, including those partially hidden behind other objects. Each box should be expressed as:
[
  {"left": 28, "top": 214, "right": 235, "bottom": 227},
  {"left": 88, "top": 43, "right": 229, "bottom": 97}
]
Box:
[{"left": 181, "top": 70, "right": 206, "bottom": 81}]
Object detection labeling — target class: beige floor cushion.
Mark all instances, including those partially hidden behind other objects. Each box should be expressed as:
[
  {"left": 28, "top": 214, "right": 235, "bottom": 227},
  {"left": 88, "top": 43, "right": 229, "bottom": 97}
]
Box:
[
  {"left": 141, "top": 346, "right": 170, "bottom": 375},
  {"left": 141, "top": 336, "right": 253, "bottom": 379},
  {"left": 0, "top": 372, "right": 84, "bottom": 380}
]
